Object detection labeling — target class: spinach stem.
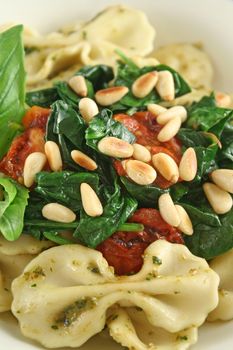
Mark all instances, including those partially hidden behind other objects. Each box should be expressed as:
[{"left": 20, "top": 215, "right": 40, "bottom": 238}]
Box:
[{"left": 24, "top": 220, "right": 144, "bottom": 232}]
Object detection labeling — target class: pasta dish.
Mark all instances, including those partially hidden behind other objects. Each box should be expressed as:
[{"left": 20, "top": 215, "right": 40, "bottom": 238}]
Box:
[{"left": 0, "top": 5, "right": 232, "bottom": 350}]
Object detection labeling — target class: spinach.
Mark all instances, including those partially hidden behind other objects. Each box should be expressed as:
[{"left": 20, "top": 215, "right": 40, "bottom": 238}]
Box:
[
  {"left": 85, "top": 108, "right": 135, "bottom": 152},
  {"left": 74, "top": 171, "right": 137, "bottom": 247},
  {"left": 0, "top": 25, "right": 26, "bottom": 158},
  {"left": 75, "top": 65, "right": 114, "bottom": 90},
  {"left": 184, "top": 209, "right": 233, "bottom": 260},
  {"left": 35, "top": 171, "right": 99, "bottom": 212},
  {"left": 110, "top": 57, "right": 191, "bottom": 112},
  {"left": 120, "top": 177, "right": 167, "bottom": 207},
  {"left": 55, "top": 80, "right": 94, "bottom": 108},
  {"left": 178, "top": 128, "right": 218, "bottom": 181},
  {"left": 0, "top": 177, "right": 29, "bottom": 241},
  {"left": 186, "top": 94, "right": 233, "bottom": 138},
  {"left": 26, "top": 87, "right": 59, "bottom": 108},
  {"left": 46, "top": 100, "right": 87, "bottom": 169}
]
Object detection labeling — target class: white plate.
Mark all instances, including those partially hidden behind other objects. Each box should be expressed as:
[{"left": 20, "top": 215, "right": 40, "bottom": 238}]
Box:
[{"left": 0, "top": 0, "right": 233, "bottom": 349}]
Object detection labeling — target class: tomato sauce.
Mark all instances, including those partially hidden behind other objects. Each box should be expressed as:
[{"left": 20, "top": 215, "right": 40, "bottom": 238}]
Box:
[
  {"left": 0, "top": 106, "right": 50, "bottom": 181},
  {"left": 114, "top": 111, "right": 183, "bottom": 188},
  {"left": 97, "top": 208, "right": 184, "bottom": 275}
]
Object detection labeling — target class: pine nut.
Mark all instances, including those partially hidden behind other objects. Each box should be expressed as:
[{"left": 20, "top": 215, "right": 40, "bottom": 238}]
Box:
[
  {"left": 147, "top": 103, "right": 167, "bottom": 116},
  {"left": 95, "top": 86, "right": 129, "bottom": 106},
  {"left": 152, "top": 153, "right": 179, "bottom": 183},
  {"left": 156, "top": 70, "right": 175, "bottom": 102},
  {"left": 210, "top": 169, "right": 233, "bottom": 194},
  {"left": 125, "top": 160, "right": 157, "bottom": 185},
  {"left": 23, "top": 152, "right": 47, "bottom": 187},
  {"left": 80, "top": 183, "right": 103, "bottom": 217},
  {"left": 71, "top": 150, "right": 97, "bottom": 171},
  {"left": 158, "top": 193, "right": 180, "bottom": 227},
  {"left": 133, "top": 143, "right": 151, "bottom": 163},
  {"left": 157, "top": 116, "right": 181, "bottom": 142},
  {"left": 42, "top": 203, "right": 76, "bottom": 223},
  {"left": 44, "top": 141, "right": 63, "bottom": 172},
  {"left": 68, "top": 75, "right": 88, "bottom": 97},
  {"left": 132, "top": 71, "right": 158, "bottom": 98},
  {"left": 98, "top": 137, "right": 134, "bottom": 158},
  {"left": 79, "top": 97, "right": 99, "bottom": 123},
  {"left": 175, "top": 205, "right": 193, "bottom": 235},
  {"left": 157, "top": 106, "right": 187, "bottom": 125},
  {"left": 203, "top": 182, "right": 233, "bottom": 214},
  {"left": 215, "top": 92, "right": 231, "bottom": 108},
  {"left": 179, "top": 147, "right": 197, "bottom": 181}
]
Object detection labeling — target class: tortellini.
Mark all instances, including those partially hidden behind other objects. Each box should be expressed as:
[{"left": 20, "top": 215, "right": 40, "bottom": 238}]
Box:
[
  {"left": 0, "top": 234, "right": 53, "bottom": 312},
  {"left": 12, "top": 240, "right": 219, "bottom": 349},
  {"left": 23, "top": 5, "right": 156, "bottom": 89},
  {"left": 208, "top": 249, "right": 233, "bottom": 322}
]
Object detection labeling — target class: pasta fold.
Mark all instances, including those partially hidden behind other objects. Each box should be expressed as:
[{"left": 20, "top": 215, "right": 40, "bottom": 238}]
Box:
[
  {"left": 12, "top": 240, "right": 219, "bottom": 349},
  {"left": 208, "top": 249, "right": 233, "bottom": 321}
]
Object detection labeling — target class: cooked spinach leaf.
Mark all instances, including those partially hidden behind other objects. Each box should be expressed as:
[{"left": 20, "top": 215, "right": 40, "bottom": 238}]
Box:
[
  {"left": 0, "top": 25, "right": 26, "bottom": 158},
  {"left": 186, "top": 94, "right": 233, "bottom": 138},
  {"left": 26, "top": 87, "right": 59, "bottom": 108},
  {"left": 76, "top": 65, "right": 114, "bottom": 90},
  {"left": 184, "top": 209, "right": 233, "bottom": 260},
  {"left": 35, "top": 171, "right": 99, "bottom": 212},
  {"left": 85, "top": 108, "right": 135, "bottom": 152},
  {"left": 55, "top": 80, "right": 94, "bottom": 108},
  {"left": 46, "top": 100, "right": 87, "bottom": 169},
  {"left": 109, "top": 58, "right": 191, "bottom": 112},
  {"left": 0, "top": 178, "right": 29, "bottom": 241},
  {"left": 74, "top": 171, "right": 137, "bottom": 247},
  {"left": 120, "top": 177, "right": 167, "bottom": 207}
]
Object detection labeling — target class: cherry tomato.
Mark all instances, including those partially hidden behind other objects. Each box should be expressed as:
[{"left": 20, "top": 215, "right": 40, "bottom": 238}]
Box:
[{"left": 97, "top": 208, "right": 184, "bottom": 275}]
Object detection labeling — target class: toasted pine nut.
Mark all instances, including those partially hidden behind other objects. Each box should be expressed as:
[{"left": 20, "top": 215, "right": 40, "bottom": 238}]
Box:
[
  {"left": 125, "top": 160, "right": 157, "bottom": 185},
  {"left": 133, "top": 143, "right": 151, "bottom": 163},
  {"left": 98, "top": 137, "right": 134, "bottom": 158},
  {"left": 156, "top": 71, "right": 175, "bottom": 102},
  {"left": 132, "top": 71, "right": 158, "bottom": 98},
  {"left": 79, "top": 97, "right": 99, "bottom": 123},
  {"left": 158, "top": 193, "right": 180, "bottom": 227},
  {"left": 147, "top": 103, "right": 167, "bottom": 116},
  {"left": 71, "top": 150, "right": 97, "bottom": 171},
  {"left": 175, "top": 205, "right": 193, "bottom": 235},
  {"left": 23, "top": 152, "right": 47, "bottom": 187},
  {"left": 203, "top": 182, "right": 233, "bottom": 214},
  {"left": 210, "top": 169, "right": 233, "bottom": 194},
  {"left": 157, "top": 106, "right": 187, "bottom": 125},
  {"left": 44, "top": 141, "right": 63, "bottom": 172},
  {"left": 42, "top": 203, "right": 76, "bottom": 223},
  {"left": 95, "top": 86, "right": 129, "bottom": 106},
  {"left": 68, "top": 75, "right": 88, "bottom": 97},
  {"left": 157, "top": 116, "right": 181, "bottom": 142},
  {"left": 179, "top": 147, "right": 197, "bottom": 181},
  {"left": 152, "top": 153, "right": 179, "bottom": 183},
  {"left": 215, "top": 92, "right": 231, "bottom": 108},
  {"left": 80, "top": 183, "right": 103, "bottom": 217}
]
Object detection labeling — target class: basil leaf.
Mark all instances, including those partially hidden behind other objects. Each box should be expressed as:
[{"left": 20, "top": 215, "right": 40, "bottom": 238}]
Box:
[
  {"left": 35, "top": 171, "right": 99, "bottom": 212},
  {"left": 0, "top": 178, "right": 29, "bottom": 241},
  {"left": 85, "top": 109, "right": 135, "bottom": 152},
  {"left": 0, "top": 177, "right": 17, "bottom": 217},
  {"left": 0, "top": 25, "right": 26, "bottom": 158}
]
